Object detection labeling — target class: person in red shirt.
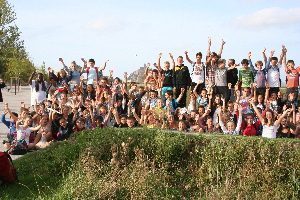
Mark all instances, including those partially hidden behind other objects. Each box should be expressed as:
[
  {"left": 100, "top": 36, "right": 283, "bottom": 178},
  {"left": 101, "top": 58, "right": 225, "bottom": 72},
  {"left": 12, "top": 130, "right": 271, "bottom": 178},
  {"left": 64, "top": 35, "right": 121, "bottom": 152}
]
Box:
[
  {"left": 283, "top": 46, "right": 300, "bottom": 96},
  {"left": 241, "top": 113, "right": 261, "bottom": 136}
]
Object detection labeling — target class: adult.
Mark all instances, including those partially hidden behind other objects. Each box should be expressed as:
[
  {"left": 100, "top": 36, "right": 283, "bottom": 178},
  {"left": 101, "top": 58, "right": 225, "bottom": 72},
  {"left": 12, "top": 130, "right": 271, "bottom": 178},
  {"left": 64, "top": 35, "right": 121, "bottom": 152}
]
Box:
[
  {"left": 28, "top": 71, "right": 48, "bottom": 106},
  {"left": 0, "top": 78, "right": 6, "bottom": 104}
]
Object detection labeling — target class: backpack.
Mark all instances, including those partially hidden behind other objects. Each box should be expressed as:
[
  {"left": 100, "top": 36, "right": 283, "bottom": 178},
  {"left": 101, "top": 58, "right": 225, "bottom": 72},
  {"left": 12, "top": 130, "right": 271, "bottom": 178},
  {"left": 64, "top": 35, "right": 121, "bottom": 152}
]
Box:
[
  {"left": 86, "top": 67, "right": 99, "bottom": 82},
  {"left": 0, "top": 152, "right": 18, "bottom": 184}
]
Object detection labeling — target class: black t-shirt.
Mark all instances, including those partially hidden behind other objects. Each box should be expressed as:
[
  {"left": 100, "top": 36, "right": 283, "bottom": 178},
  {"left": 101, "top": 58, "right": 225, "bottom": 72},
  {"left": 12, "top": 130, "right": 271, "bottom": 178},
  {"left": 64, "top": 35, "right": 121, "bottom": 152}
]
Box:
[
  {"left": 113, "top": 123, "right": 128, "bottom": 128},
  {"left": 227, "top": 68, "right": 238, "bottom": 87},
  {"left": 162, "top": 69, "right": 174, "bottom": 87}
]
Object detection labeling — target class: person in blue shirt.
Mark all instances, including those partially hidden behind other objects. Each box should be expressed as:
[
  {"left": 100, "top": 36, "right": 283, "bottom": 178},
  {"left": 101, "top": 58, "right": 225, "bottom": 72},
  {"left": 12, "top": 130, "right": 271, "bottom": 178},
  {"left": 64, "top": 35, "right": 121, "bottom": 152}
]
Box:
[{"left": 1, "top": 103, "right": 18, "bottom": 144}]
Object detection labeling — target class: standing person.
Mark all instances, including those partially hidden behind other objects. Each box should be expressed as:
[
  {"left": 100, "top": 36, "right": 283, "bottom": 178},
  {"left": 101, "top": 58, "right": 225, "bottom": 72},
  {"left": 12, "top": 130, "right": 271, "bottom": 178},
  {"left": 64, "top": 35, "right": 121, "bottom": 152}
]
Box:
[
  {"left": 28, "top": 71, "right": 47, "bottom": 106},
  {"left": 282, "top": 46, "right": 300, "bottom": 97},
  {"left": 0, "top": 78, "right": 6, "bottom": 106},
  {"left": 215, "top": 59, "right": 236, "bottom": 102},
  {"left": 206, "top": 38, "right": 226, "bottom": 92},
  {"left": 184, "top": 51, "right": 205, "bottom": 95},
  {"left": 59, "top": 58, "right": 81, "bottom": 91},
  {"left": 264, "top": 47, "right": 284, "bottom": 95},
  {"left": 82, "top": 58, "right": 109, "bottom": 84},
  {"left": 226, "top": 59, "right": 239, "bottom": 100},
  {"left": 173, "top": 55, "right": 192, "bottom": 108},
  {"left": 156, "top": 53, "right": 175, "bottom": 102},
  {"left": 238, "top": 59, "right": 254, "bottom": 89},
  {"left": 249, "top": 51, "right": 267, "bottom": 97}
]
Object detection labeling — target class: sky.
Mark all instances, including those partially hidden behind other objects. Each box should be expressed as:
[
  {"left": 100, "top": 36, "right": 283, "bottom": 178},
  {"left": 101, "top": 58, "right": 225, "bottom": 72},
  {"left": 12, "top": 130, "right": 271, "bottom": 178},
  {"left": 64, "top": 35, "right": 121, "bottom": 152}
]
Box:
[{"left": 9, "top": 0, "right": 300, "bottom": 79}]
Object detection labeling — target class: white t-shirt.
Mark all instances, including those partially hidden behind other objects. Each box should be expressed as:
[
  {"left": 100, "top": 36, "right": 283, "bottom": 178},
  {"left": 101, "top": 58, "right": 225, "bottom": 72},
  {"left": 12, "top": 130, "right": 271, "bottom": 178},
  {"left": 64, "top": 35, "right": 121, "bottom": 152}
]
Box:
[
  {"left": 267, "top": 66, "right": 280, "bottom": 87},
  {"left": 262, "top": 124, "right": 279, "bottom": 138},
  {"left": 191, "top": 62, "right": 205, "bottom": 84},
  {"left": 31, "top": 80, "right": 47, "bottom": 105},
  {"left": 17, "top": 125, "right": 31, "bottom": 144},
  {"left": 87, "top": 68, "right": 97, "bottom": 84}
]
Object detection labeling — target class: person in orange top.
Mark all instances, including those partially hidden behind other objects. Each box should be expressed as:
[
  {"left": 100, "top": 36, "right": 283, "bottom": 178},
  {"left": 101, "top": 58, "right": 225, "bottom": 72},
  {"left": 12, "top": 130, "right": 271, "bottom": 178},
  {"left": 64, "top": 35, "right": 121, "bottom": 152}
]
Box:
[{"left": 283, "top": 46, "right": 300, "bottom": 97}]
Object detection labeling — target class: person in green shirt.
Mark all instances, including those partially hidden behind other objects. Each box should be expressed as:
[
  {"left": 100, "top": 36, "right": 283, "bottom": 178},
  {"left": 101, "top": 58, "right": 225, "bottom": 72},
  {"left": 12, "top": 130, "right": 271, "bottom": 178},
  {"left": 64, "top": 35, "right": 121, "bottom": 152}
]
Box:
[{"left": 238, "top": 59, "right": 254, "bottom": 88}]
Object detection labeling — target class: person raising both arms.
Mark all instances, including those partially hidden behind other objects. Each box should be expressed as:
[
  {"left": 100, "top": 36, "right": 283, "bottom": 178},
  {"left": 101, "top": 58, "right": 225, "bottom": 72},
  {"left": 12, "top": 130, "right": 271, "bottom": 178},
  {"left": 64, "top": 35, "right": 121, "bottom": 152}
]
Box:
[
  {"left": 156, "top": 53, "right": 175, "bottom": 102},
  {"left": 81, "top": 58, "right": 109, "bottom": 85},
  {"left": 184, "top": 51, "right": 205, "bottom": 95}
]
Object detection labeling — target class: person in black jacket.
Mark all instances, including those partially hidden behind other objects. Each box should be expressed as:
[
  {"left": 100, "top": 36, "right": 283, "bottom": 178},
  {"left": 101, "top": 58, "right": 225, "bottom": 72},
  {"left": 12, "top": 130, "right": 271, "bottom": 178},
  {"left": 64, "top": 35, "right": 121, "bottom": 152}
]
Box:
[
  {"left": 173, "top": 56, "right": 192, "bottom": 108},
  {"left": 0, "top": 78, "right": 6, "bottom": 103}
]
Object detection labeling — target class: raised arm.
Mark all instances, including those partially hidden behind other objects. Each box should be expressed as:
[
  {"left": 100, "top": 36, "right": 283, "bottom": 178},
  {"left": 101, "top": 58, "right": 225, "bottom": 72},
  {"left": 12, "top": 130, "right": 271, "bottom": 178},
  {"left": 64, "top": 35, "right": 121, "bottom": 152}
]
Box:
[
  {"left": 207, "top": 37, "right": 212, "bottom": 57},
  {"left": 176, "top": 88, "right": 185, "bottom": 103},
  {"left": 184, "top": 51, "right": 194, "bottom": 65},
  {"left": 262, "top": 48, "right": 267, "bottom": 64},
  {"left": 59, "top": 58, "right": 69, "bottom": 73},
  {"left": 112, "top": 108, "right": 121, "bottom": 125},
  {"left": 279, "top": 45, "right": 285, "bottom": 65},
  {"left": 99, "top": 60, "right": 109, "bottom": 71},
  {"left": 250, "top": 99, "right": 264, "bottom": 124},
  {"left": 28, "top": 70, "right": 36, "bottom": 85},
  {"left": 218, "top": 39, "right": 226, "bottom": 57},
  {"left": 274, "top": 109, "right": 291, "bottom": 127},
  {"left": 157, "top": 53, "right": 163, "bottom": 72},
  {"left": 248, "top": 52, "right": 256, "bottom": 74},
  {"left": 235, "top": 105, "right": 243, "bottom": 134},
  {"left": 6, "top": 104, "right": 18, "bottom": 122},
  {"left": 80, "top": 58, "right": 87, "bottom": 73},
  {"left": 169, "top": 53, "right": 175, "bottom": 70}
]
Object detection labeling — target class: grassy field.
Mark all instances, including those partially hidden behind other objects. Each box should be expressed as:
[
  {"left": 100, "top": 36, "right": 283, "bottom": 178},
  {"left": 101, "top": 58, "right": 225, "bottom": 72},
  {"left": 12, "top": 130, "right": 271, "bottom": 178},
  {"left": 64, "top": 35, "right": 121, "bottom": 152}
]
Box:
[{"left": 0, "top": 128, "right": 299, "bottom": 199}]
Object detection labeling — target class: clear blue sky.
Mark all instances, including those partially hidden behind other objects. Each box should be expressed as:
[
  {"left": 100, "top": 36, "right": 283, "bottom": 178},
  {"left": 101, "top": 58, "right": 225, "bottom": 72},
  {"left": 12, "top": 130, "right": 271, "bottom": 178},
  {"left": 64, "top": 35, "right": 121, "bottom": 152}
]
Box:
[{"left": 10, "top": 0, "right": 300, "bottom": 79}]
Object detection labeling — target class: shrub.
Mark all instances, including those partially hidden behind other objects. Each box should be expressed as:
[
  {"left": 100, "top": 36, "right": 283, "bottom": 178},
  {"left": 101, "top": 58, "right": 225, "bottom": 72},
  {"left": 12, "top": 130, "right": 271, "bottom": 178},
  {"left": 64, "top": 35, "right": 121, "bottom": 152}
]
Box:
[{"left": 1, "top": 128, "right": 299, "bottom": 199}]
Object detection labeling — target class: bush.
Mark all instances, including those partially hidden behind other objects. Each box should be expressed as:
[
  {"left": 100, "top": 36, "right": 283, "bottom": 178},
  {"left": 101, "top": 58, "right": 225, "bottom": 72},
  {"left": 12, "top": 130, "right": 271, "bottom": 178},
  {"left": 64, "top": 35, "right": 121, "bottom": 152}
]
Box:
[{"left": 1, "top": 128, "right": 299, "bottom": 199}]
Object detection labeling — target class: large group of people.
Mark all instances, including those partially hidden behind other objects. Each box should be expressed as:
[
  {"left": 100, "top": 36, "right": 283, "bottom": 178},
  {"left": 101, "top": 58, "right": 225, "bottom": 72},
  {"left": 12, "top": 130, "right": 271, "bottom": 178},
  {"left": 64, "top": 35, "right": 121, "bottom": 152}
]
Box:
[{"left": 1, "top": 38, "right": 299, "bottom": 154}]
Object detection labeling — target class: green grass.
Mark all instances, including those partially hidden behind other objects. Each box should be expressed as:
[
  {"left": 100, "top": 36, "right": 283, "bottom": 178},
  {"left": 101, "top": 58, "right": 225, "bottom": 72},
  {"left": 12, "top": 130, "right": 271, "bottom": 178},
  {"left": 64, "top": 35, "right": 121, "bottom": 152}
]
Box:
[{"left": 0, "top": 128, "right": 299, "bottom": 199}]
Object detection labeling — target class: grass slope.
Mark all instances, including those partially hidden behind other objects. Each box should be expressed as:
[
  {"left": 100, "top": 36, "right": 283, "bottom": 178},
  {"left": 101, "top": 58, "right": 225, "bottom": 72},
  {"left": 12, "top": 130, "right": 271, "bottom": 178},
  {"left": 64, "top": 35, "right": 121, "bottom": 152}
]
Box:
[{"left": 0, "top": 128, "right": 299, "bottom": 199}]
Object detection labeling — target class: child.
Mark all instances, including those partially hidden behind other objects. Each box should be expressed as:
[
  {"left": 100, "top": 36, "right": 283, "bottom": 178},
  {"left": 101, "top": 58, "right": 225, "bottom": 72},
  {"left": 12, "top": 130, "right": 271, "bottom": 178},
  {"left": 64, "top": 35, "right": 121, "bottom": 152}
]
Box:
[
  {"left": 283, "top": 46, "right": 300, "bottom": 97},
  {"left": 184, "top": 51, "right": 205, "bottom": 95},
  {"left": 249, "top": 51, "right": 266, "bottom": 96},
  {"left": 218, "top": 105, "right": 242, "bottom": 135},
  {"left": 164, "top": 88, "right": 185, "bottom": 114},
  {"left": 156, "top": 53, "right": 175, "bottom": 101},
  {"left": 250, "top": 99, "right": 291, "bottom": 138},
  {"left": 1, "top": 103, "right": 18, "bottom": 144},
  {"left": 56, "top": 118, "right": 73, "bottom": 141},
  {"left": 238, "top": 59, "right": 254, "bottom": 88},
  {"left": 264, "top": 47, "right": 284, "bottom": 95}
]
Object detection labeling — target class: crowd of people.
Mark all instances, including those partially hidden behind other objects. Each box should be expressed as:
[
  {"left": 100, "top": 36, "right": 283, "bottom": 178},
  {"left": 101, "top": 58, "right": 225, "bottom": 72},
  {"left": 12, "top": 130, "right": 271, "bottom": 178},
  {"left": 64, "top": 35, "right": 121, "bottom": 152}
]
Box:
[{"left": 1, "top": 38, "right": 299, "bottom": 154}]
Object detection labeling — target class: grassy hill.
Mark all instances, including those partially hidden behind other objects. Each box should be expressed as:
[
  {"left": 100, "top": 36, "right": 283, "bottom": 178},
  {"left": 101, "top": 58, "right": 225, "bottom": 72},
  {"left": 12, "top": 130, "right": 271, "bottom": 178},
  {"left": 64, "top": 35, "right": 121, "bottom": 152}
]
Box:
[{"left": 0, "top": 128, "right": 299, "bottom": 199}]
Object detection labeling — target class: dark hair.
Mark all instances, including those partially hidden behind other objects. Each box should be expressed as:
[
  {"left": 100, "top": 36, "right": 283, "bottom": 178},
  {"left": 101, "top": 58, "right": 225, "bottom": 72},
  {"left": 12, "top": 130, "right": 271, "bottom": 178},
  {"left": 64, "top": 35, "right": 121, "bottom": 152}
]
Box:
[
  {"left": 271, "top": 57, "right": 278, "bottom": 61},
  {"left": 241, "top": 59, "right": 249, "bottom": 65},
  {"left": 166, "top": 90, "right": 173, "bottom": 96},
  {"left": 211, "top": 52, "right": 218, "bottom": 58},
  {"left": 35, "top": 73, "right": 46, "bottom": 92},
  {"left": 88, "top": 58, "right": 95, "bottom": 63},
  {"left": 198, "top": 105, "right": 205, "bottom": 109},
  {"left": 196, "top": 52, "right": 202, "bottom": 57},
  {"left": 229, "top": 59, "right": 235, "bottom": 65},
  {"left": 287, "top": 60, "right": 295, "bottom": 65},
  {"left": 227, "top": 100, "right": 234, "bottom": 105},
  {"left": 178, "top": 56, "right": 184, "bottom": 59}
]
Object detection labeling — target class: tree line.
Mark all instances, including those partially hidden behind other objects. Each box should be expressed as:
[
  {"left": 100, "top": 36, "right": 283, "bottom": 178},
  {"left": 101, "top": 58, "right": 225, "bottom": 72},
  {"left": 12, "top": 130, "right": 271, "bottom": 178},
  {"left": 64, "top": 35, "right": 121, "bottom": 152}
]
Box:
[{"left": 0, "top": 0, "right": 36, "bottom": 84}]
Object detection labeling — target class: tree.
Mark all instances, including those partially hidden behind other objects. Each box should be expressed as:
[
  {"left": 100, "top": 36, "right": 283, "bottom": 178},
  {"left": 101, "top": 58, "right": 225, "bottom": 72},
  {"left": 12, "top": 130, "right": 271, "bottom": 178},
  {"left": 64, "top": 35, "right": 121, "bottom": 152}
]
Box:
[{"left": 0, "top": 0, "right": 34, "bottom": 83}]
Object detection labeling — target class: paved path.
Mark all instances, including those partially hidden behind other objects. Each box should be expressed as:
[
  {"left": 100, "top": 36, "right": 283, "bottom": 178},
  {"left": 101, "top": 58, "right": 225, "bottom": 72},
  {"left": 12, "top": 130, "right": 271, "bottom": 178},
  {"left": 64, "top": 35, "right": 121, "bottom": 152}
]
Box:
[{"left": 0, "top": 86, "right": 31, "bottom": 160}]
